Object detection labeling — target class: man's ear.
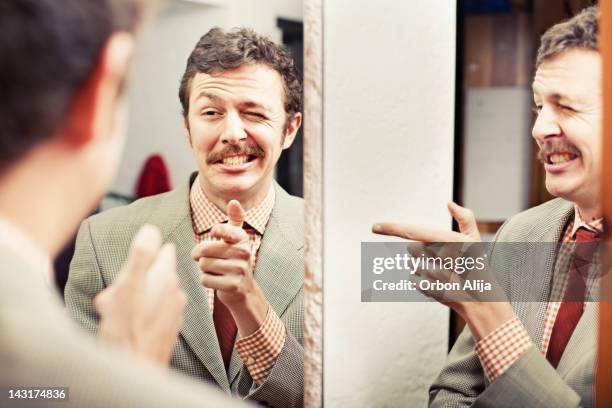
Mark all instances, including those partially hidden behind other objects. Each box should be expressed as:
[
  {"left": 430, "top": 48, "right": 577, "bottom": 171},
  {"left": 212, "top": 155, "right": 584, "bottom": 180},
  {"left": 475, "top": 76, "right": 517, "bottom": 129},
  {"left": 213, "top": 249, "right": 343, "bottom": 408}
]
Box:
[
  {"left": 62, "top": 32, "right": 135, "bottom": 147},
  {"left": 282, "top": 112, "right": 302, "bottom": 149},
  {"left": 184, "top": 116, "right": 193, "bottom": 147}
]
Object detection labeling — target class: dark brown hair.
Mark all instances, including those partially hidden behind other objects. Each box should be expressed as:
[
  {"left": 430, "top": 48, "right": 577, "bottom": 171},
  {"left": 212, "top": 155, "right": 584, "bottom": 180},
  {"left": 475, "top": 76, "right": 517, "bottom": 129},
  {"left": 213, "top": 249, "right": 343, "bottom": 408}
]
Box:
[
  {"left": 536, "top": 5, "right": 598, "bottom": 67},
  {"left": 178, "top": 27, "right": 303, "bottom": 125},
  {"left": 0, "top": 0, "right": 144, "bottom": 169}
]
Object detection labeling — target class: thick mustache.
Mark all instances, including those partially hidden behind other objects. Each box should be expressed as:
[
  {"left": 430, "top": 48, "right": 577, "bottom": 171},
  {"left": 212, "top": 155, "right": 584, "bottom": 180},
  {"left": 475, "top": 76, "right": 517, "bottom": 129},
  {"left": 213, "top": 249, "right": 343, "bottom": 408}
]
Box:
[
  {"left": 206, "top": 144, "right": 265, "bottom": 165},
  {"left": 537, "top": 140, "right": 581, "bottom": 164}
]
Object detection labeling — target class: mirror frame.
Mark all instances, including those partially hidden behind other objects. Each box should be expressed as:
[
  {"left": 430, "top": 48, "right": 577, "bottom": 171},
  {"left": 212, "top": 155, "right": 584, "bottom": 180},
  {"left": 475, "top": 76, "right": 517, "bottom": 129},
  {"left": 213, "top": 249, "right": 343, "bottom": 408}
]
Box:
[{"left": 303, "top": 0, "right": 324, "bottom": 407}]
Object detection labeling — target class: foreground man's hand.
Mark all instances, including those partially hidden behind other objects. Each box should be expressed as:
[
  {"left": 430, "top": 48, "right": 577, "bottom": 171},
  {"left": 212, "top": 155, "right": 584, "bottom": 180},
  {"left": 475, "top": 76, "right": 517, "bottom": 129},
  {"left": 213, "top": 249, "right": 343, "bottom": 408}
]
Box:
[
  {"left": 94, "top": 224, "right": 187, "bottom": 365},
  {"left": 372, "top": 202, "right": 516, "bottom": 341},
  {"left": 191, "top": 200, "right": 269, "bottom": 337}
]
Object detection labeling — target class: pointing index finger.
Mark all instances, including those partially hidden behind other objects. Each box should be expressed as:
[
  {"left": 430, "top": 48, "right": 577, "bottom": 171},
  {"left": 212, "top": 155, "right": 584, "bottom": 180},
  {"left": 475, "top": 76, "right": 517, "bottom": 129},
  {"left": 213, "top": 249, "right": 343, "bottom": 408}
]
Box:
[{"left": 372, "top": 222, "right": 467, "bottom": 243}]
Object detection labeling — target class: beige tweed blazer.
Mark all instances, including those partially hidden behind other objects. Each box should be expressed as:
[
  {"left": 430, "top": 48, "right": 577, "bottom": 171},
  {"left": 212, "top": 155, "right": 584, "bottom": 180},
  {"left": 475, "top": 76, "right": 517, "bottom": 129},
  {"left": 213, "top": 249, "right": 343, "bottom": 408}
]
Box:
[
  {"left": 65, "top": 174, "right": 304, "bottom": 408},
  {"left": 430, "top": 198, "right": 596, "bottom": 408}
]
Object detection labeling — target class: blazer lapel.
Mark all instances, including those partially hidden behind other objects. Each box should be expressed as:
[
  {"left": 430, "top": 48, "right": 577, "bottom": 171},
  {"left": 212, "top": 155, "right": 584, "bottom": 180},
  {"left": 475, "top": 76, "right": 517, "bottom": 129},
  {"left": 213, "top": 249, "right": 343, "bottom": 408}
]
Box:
[
  {"left": 513, "top": 200, "right": 574, "bottom": 347},
  {"left": 514, "top": 200, "right": 596, "bottom": 378},
  {"left": 228, "top": 182, "right": 304, "bottom": 385},
  {"left": 149, "top": 175, "right": 230, "bottom": 391}
]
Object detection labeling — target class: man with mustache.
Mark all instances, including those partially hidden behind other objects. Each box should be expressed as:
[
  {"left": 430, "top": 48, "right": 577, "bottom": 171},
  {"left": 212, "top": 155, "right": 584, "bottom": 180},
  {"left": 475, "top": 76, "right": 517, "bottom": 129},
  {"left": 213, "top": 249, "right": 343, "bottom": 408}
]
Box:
[
  {"left": 66, "top": 27, "right": 304, "bottom": 407},
  {"left": 374, "top": 6, "right": 601, "bottom": 407}
]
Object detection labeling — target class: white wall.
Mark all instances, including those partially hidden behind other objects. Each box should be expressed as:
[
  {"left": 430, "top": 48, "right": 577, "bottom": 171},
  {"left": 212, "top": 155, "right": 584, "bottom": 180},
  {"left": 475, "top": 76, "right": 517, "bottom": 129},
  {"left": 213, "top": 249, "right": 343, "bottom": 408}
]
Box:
[
  {"left": 323, "top": 1, "right": 456, "bottom": 406},
  {"left": 110, "top": 0, "right": 303, "bottom": 198},
  {"left": 463, "top": 87, "right": 532, "bottom": 222}
]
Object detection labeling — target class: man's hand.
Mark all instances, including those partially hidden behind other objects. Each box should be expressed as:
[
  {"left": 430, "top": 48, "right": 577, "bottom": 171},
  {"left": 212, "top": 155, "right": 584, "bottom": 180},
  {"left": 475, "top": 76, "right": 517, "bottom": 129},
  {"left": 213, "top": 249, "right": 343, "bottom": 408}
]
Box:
[
  {"left": 372, "top": 202, "right": 516, "bottom": 341},
  {"left": 94, "top": 224, "right": 187, "bottom": 365},
  {"left": 373, "top": 202, "right": 481, "bottom": 242},
  {"left": 191, "top": 200, "right": 269, "bottom": 337}
]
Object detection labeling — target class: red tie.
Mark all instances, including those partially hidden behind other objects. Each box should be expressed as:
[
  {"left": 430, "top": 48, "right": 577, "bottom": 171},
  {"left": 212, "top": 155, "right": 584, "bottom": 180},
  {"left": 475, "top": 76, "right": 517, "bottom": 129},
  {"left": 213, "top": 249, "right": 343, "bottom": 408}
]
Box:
[
  {"left": 546, "top": 227, "right": 599, "bottom": 368},
  {"left": 213, "top": 292, "right": 237, "bottom": 369}
]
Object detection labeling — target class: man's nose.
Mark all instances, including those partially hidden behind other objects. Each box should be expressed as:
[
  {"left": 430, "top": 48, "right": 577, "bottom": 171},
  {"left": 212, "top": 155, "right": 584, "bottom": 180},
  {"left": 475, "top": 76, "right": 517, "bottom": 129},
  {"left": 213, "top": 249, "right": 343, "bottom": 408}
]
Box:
[
  {"left": 220, "top": 111, "right": 247, "bottom": 144},
  {"left": 532, "top": 106, "right": 562, "bottom": 143}
]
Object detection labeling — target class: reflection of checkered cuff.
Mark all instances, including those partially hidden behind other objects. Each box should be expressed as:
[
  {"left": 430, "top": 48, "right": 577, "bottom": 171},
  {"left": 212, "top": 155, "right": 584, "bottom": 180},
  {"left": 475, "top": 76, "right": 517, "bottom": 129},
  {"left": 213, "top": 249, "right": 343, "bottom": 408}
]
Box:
[
  {"left": 475, "top": 317, "right": 532, "bottom": 383},
  {"left": 235, "top": 305, "right": 286, "bottom": 385}
]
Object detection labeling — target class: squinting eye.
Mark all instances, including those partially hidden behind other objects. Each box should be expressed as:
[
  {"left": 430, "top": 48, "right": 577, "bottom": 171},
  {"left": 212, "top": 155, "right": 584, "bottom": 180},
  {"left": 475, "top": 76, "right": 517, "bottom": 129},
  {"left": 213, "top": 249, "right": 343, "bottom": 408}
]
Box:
[
  {"left": 559, "top": 104, "right": 575, "bottom": 112},
  {"left": 532, "top": 105, "right": 542, "bottom": 114},
  {"left": 245, "top": 112, "right": 266, "bottom": 120}
]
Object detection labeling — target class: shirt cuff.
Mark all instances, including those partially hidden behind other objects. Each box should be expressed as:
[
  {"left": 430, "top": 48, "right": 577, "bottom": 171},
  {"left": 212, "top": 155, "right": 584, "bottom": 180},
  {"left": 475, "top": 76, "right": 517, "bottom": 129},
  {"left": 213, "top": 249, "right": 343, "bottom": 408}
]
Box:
[
  {"left": 474, "top": 317, "right": 533, "bottom": 383},
  {"left": 235, "top": 305, "right": 286, "bottom": 385}
]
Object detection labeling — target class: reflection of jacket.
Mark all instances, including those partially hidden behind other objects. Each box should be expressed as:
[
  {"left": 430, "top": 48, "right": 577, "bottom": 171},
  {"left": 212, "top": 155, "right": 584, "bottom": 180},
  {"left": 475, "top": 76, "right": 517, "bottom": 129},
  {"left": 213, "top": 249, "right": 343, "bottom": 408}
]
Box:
[
  {"left": 65, "top": 174, "right": 304, "bottom": 408},
  {"left": 0, "top": 248, "right": 246, "bottom": 408},
  {"left": 430, "top": 198, "right": 595, "bottom": 407}
]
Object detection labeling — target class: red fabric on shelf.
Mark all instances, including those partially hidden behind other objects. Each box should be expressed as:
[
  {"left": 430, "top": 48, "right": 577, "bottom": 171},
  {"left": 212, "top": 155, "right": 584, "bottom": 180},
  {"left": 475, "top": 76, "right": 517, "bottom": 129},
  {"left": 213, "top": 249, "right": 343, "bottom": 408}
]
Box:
[{"left": 135, "top": 154, "right": 172, "bottom": 199}]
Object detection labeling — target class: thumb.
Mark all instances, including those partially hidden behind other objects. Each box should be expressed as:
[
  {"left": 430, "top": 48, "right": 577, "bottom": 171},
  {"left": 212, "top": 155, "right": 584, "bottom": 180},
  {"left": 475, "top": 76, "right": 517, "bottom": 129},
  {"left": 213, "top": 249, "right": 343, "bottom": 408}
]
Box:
[
  {"left": 227, "top": 200, "right": 245, "bottom": 228},
  {"left": 447, "top": 202, "right": 480, "bottom": 240}
]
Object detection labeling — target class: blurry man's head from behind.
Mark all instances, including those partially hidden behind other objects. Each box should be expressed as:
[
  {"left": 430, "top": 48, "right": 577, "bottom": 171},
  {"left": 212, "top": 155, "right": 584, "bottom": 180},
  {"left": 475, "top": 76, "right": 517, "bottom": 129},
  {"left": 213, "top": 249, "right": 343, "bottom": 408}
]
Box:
[
  {"left": 532, "top": 5, "right": 601, "bottom": 210},
  {"left": 0, "top": 0, "right": 144, "bottom": 214},
  {"left": 178, "top": 28, "right": 303, "bottom": 205}
]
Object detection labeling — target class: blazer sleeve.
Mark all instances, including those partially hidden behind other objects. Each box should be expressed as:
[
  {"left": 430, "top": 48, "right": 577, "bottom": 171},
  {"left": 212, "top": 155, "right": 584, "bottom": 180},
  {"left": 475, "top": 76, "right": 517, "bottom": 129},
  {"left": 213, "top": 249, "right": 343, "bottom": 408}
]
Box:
[
  {"left": 429, "top": 328, "right": 583, "bottom": 408},
  {"left": 429, "top": 218, "right": 515, "bottom": 408},
  {"left": 472, "top": 347, "right": 582, "bottom": 407},
  {"left": 243, "top": 290, "right": 304, "bottom": 407},
  {"left": 430, "top": 212, "right": 585, "bottom": 408},
  {"left": 247, "top": 332, "right": 303, "bottom": 407},
  {"left": 428, "top": 324, "right": 486, "bottom": 407},
  {"left": 64, "top": 219, "right": 105, "bottom": 334}
]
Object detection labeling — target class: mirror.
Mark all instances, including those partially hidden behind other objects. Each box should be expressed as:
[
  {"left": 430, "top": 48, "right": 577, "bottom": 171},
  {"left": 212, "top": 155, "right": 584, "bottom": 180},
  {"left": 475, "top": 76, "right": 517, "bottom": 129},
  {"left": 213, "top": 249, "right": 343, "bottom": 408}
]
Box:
[{"left": 304, "top": 0, "right": 601, "bottom": 406}]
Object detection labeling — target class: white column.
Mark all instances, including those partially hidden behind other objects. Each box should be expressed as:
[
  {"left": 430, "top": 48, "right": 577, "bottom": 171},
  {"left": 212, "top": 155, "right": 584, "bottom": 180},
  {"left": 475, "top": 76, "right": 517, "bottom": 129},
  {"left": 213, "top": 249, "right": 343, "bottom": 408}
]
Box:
[{"left": 323, "top": 1, "right": 456, "bottom": 405}]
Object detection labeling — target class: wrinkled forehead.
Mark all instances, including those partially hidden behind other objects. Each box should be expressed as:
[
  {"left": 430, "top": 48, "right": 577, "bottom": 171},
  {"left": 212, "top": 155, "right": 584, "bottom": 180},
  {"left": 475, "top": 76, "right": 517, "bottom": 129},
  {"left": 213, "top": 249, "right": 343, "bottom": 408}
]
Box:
[
  {"left": 189, "top": 64, "right": 286, "bottom": 110},
  {"left": 532, "top": 49, "right": 601, "bottom": 102}
]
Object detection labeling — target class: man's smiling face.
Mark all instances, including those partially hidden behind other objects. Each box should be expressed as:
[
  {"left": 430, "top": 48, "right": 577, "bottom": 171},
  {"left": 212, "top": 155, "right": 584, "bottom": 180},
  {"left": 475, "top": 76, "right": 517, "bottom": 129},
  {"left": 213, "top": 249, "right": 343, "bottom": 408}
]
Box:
[
  {"left": 532, "top": 48, "right": 602, "bottom": 207},
  {"left": 185, "top": 63, "right": 299, "bottom": 202}
]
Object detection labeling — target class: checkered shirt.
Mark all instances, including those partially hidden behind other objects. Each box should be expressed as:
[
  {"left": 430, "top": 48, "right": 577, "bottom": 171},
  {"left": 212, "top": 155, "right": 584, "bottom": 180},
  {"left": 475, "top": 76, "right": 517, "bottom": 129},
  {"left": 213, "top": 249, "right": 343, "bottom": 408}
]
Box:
[
  {"left": 190, "top": 176, "right": 286, "bottom": 385},
  {"left": 475, "top": 205, "right": 603, "bottom": 383}
]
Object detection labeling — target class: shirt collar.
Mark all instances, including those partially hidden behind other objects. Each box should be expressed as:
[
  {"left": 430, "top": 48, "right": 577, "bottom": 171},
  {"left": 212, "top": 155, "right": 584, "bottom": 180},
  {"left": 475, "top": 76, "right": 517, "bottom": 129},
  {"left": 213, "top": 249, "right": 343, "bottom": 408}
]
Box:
[
  {"left": 190, "top": 175, "right": 275, "bottom": 235},
  {"left": 571, "top": 204, "right": 604, "bottom": 237},
  {"left": 0, "top": 216, "right": 52, "bottom": 286}
]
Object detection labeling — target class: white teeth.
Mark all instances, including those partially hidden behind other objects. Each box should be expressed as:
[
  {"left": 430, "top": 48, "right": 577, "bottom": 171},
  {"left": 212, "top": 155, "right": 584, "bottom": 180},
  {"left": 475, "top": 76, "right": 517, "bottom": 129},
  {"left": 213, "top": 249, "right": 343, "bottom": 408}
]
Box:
[
  {"left": 549, "top": 153, "right": 575, "bottom": 164},
  {"left": 222, "top": 155, "right": 248, "bottom": 166}
]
